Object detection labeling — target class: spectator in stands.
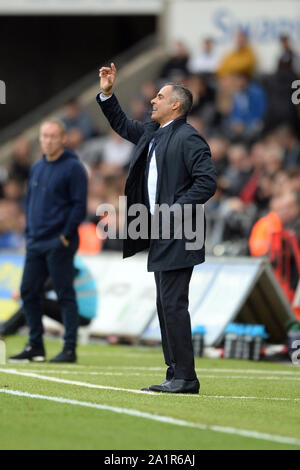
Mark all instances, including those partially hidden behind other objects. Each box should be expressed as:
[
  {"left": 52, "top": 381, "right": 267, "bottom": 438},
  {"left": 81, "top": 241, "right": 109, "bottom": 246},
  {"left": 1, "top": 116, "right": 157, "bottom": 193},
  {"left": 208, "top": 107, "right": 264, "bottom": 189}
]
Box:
[
  {"left": 229, "top": 73, "right": 267, "bottom": 139},
  {"left": 234, "top": 142, "right": 268, "bottom": 207},
  {"left": 129, "top": 82, "right": 158, "bottom": 123},
  {"left": 286, "top": 168, "right": 300, "bottom": 193},
  {"left": 186, "top": 74, "right": 216, "bottom": 119},
  {"left": 271, "top": 169, "right": 291, "bottom": 197},
  {"left": 205, "top": 143, "right": 257, "bottom": 249},
  {"left": 253, "top": 173, "right": 274, "bottom": 217},
  {"left": 160, "top": 40, "right": 189, "bottom": 80},
  {"left": 216, "top": 30, "right": 256, "bottom": 78},
  {"left": 250, "top": 191, "right": 300, "bottom": 246},
  {"left": 65, "top": 127, "right": 101, "bottom": 168},
  {"left": 65, "top": 127, "right": 84, "bottom": 151},
  {"left": 61, "top": 98, "right": 95, "bottom": 140},
  {"left": 0, "top": 200, "right": 25, "bottom": 251},
  {"left": 240, "top": 141, "right": 267, "bottom": 203},
  {"left": 213, "top": 75, "right": 237, "bottom": 136},
  {"left": 187, "top": 37, "right": 219, "bottom": 76},
  {"left": 249, "top": 191, "right": 300, "bottom": 289},
  {"left": 262, "top": 144, "right": 284, "bottom": 177},
  {"left": 207, "top": 135, "right": 229, "bottom": 177},
  {"left": 129, "top": 96, "right": 149, "bottom": 122},
  {"left": 219, "top": 144, "right": 253, "bottom": 197},
  {"left": 272, "top": 192, "right": 300, "bottom": 237},
  {"left": 272, "top": 191, "right": 300, "bottom": 290},
  {"left": 9, "top": 134, "right": 32, "bottom": 183},
  {"left": 65, "top": 126, "right": 106, "bottom": 168},
  {"left": 139, "top": 81, "right": 158, "bottom": 118},
  {"left": 2, "top": 178, "right": 26, "bottom": 209},
  {"left": 187, "top": 115, "right": 206, "bottom": 136},
  {"left": 249, "top": 142, "right": 285, "bottom": 217},
  {"left": 98, "top": 128, "right": 134, "bottom": 174},
  {"left": 86, "top": 170, "right": 110, "bottom": 222},
  {"left": 274, "top": 125, "right": 300, "bottom": 169},
  {"left": 277, "top": 35, "right": 300, "bottom": 74},
  {"left": 263, "top": 50, "right": 300, "bottom": 134},
  {"left": 250, "top": 141, "right": 267, "bottom": 174}
]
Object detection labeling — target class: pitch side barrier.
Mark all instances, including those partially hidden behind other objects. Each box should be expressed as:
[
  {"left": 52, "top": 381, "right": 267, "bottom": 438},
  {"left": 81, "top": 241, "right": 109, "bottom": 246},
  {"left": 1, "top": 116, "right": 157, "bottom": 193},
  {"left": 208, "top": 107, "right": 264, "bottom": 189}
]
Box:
[
  {"left": 0, "top": 253, "right": 295, "bottom": 345},
  {"left": 142, "top": 256, "right": 295, "bottom": 346}
]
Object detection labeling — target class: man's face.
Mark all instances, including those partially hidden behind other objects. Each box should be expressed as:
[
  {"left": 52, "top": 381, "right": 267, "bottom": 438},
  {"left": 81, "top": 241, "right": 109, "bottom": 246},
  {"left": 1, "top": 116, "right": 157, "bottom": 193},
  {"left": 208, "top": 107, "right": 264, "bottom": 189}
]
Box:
[
  {"left": 150, "top": 85, "right": 178, "bottom": 125},
  {"left": 273, "top": 195, "right": 300, "bottom": 225},
  {"left": 39, "top": 122, "right": 65, "bottom": 157}
]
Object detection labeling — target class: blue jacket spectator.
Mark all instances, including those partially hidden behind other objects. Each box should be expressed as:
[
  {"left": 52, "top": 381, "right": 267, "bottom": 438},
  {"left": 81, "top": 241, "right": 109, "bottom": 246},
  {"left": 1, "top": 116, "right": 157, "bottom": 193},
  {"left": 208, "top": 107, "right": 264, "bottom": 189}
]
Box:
[{"left": 230, "top": 74, "right": 267, "bottom": 137}]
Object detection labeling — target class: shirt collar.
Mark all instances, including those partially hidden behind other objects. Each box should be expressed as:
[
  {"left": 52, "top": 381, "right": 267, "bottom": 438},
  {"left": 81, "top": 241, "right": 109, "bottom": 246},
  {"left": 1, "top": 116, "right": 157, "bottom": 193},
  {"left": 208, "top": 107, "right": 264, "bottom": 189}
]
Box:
[{"left": 161, "top": 120, "right": 174, "bottom": 128}]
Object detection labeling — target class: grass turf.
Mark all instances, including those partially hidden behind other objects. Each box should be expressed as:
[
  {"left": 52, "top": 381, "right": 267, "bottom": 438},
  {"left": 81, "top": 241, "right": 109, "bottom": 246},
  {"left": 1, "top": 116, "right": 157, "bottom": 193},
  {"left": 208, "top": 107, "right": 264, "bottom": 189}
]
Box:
[{"left": 0, "top": 335, "right": 300, "bottom": 450}]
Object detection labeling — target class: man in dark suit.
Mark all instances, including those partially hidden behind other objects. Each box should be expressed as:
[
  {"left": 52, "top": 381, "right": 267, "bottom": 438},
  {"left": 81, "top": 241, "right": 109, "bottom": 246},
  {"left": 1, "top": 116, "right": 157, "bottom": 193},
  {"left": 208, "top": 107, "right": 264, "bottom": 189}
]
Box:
[{"left": 97, "top": 63, "right": 217, "bottom": 394}]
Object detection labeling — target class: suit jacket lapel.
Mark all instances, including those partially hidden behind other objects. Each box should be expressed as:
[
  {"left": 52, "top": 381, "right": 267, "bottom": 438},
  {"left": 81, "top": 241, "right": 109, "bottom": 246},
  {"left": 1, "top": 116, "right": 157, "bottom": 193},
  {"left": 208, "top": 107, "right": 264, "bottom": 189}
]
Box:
[
  {"left": 155, "top": 116, "right": 187, "bottom": 203},
  {"left": 128, "top": 122, "right": 159, "bottom": 170}
]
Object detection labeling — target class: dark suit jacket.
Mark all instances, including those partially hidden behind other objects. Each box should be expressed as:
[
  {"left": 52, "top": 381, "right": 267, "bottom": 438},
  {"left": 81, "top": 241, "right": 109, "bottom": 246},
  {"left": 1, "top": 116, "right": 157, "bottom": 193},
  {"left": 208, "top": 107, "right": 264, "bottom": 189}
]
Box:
[{"left": 96, "top": 94, "right": 217, "bottom": 272}]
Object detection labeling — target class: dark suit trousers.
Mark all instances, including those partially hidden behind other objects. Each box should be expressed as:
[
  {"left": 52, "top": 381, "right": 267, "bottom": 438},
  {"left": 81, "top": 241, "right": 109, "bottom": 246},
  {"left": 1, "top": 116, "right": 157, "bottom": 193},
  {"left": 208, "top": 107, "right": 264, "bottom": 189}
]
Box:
[
  {"left": 20, "top": 235, "right": 79, "bottom": 349},
  {"left": 154, "top": 267, "right": 196, "bottom": 381}
]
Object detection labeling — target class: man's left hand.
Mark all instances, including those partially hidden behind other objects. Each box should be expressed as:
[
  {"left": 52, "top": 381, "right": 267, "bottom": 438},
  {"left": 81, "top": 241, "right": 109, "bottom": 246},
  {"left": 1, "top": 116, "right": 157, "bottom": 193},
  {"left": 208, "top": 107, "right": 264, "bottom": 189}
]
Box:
[{"left": 60, "top": 235, "right": 70, "bottom": 247}]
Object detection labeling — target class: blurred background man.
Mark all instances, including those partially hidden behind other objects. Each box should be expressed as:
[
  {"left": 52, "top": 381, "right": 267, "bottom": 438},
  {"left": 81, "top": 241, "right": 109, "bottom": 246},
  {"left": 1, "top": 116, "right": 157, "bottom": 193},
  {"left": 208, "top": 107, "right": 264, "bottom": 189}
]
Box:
[{"left": 9, "top": 120, "right": 87, "bottom": 363}]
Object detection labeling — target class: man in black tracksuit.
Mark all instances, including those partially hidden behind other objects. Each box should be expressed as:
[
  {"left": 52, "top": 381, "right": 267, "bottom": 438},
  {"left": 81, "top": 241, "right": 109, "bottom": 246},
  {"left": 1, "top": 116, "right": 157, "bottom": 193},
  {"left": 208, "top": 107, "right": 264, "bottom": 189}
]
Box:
[
  {"left": 98, "top": 64, "right": 217, "bottom": 393},
  {"left": 9, "top": 120, "right": 87, "bottom": 363}
]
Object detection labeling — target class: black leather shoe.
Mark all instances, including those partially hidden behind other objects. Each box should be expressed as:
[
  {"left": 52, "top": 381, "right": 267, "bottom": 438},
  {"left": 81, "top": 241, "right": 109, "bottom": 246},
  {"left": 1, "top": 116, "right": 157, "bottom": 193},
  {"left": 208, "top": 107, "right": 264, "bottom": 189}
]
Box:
[
  {"left": 141, "top": 366, "right": 175, "bottom": 391},
  {"left": 9, "top": 344, "right": 46, "bottom": 363},
  {"left": 146, "top": 378, "right": 200, "bottom": 394},
  {"left": 141, "top": 379, "right": 170, "bottom": 392},
  {"left": 161, "top": 379, "right": 171, "bottom": 386},
  {"left": 49, "top": 349, "right": 77, "bottom": 363}
]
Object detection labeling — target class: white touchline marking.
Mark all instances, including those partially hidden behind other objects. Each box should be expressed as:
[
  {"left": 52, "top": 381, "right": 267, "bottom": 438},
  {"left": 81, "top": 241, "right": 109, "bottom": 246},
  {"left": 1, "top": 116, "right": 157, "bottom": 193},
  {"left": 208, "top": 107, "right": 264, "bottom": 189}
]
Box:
[
  {"left": 202, "top": 395, "right": 300, "bottom": 402},
  {"left": 1, "top": 368, "right": 300, "bottom": 402},
  {"left": 5, "top": 362, "right": 300, "bottom": 374},
  {"left": 0, "top": 388, "right": 300, "bottom": 447},
  {"left": 17, "top": 369, "right": 161, "bottom": 376},
  {"left": 0, "top": 368, "right": 197, "bottom": 397},
  {"left": 79, "top": 352, "right": 161, "bottom": 358},
  {"left": 188, "top": 374, "right": 300, "bottom": 382},
  {"left": 11, "top": 369, "right": 300, "bottom": 381},
  {"left": 196, "top": 367, "right": 300, "bottom": 375},
  {"left": 11, "top": 363, "right": 299, "bottom": 376}
]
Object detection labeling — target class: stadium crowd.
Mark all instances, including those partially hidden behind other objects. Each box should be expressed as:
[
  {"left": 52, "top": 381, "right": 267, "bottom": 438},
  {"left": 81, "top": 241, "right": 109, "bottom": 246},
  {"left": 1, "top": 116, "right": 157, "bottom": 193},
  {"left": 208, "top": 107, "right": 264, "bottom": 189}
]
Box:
[{"left": 0, "top": 31, "right": 299, "bottom": 267}]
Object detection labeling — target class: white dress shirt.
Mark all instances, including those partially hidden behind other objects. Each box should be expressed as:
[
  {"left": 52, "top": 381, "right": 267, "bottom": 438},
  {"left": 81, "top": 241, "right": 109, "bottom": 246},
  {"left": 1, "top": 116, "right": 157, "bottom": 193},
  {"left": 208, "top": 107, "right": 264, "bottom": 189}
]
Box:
[{"left": 147, "top": 120, "right": 173, "bottom": 214}]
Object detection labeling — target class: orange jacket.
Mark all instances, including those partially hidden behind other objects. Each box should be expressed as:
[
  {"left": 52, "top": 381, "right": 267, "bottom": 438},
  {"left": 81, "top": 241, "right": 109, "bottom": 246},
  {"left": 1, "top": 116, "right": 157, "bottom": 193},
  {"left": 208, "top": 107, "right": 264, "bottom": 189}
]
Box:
[{"left": 249, "top": 211, "right": 282, "bottom": 257}]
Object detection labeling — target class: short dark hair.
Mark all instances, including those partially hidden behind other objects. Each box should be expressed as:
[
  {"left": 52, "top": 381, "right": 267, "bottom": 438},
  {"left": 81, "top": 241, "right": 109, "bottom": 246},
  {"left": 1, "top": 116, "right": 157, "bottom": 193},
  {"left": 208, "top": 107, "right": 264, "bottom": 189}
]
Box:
[{"left": 167, "top": 83, "right": 193, "bottom": 116}]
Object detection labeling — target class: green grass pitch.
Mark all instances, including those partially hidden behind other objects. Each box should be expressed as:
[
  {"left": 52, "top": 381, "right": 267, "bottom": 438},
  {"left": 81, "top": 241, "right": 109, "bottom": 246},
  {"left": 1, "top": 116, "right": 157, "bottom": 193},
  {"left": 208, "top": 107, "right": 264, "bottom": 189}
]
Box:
[{"left": 0, "top": 335, "right": 300, "bottom": 450}]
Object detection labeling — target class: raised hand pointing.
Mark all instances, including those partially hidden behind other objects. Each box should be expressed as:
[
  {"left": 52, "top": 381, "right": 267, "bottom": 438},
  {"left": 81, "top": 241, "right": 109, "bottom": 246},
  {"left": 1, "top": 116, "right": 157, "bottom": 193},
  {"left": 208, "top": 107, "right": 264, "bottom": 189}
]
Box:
[{"left": 99, "top": 62, "right": 117, "bottom": 96}]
